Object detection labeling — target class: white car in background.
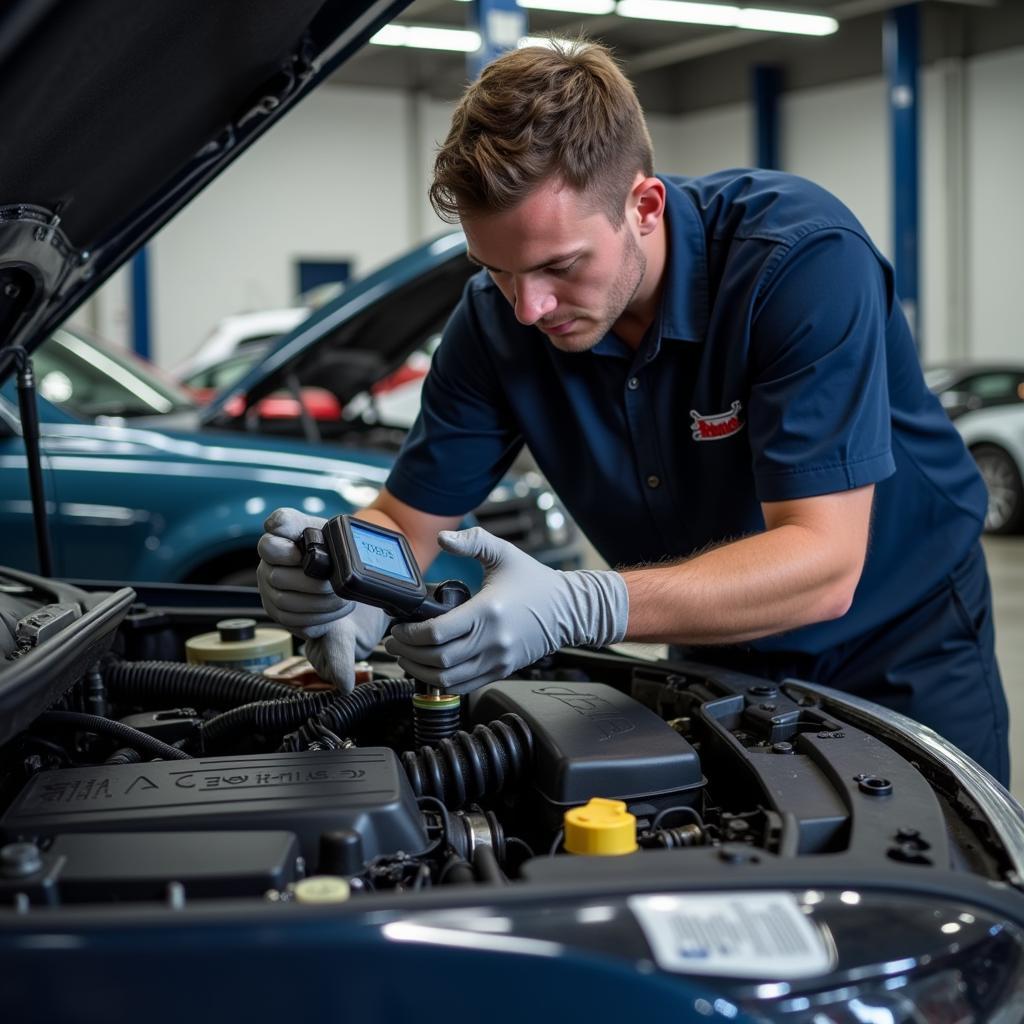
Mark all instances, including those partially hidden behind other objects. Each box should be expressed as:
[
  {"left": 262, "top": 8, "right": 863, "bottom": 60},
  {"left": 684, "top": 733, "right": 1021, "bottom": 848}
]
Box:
[
  {"left": 171, "top": 306, "right": 309, "bottom": 385},
  {"left": 954, "top": 403, "right": 1024, "bottom": 534}
]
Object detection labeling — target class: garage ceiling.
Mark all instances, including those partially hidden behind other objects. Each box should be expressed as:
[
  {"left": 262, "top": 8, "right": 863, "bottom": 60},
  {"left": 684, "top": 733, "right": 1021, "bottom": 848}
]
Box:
[{"left": 331, "top": 0, "right": 1024, "bottom": 114}]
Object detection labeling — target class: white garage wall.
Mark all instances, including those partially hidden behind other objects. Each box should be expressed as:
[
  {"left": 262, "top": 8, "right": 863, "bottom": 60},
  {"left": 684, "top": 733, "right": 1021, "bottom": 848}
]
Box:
[
  {"left": 77, "top": 44, "right": 1022, "bottom": 372},
  {"left": 782, "top": 77, "right": 891, "bottom": 262},
  {"left": 148, "top": 86, "right": 413, "bottom": 369},
  {"left": 965, "top": 46, "right": 1024, "bottom": 362},
  {"left": 649, "top": 104, "right": 752, "bottom": 176},
  {"left": 415, "top": 94, "right": 462, "bottom": 242}
]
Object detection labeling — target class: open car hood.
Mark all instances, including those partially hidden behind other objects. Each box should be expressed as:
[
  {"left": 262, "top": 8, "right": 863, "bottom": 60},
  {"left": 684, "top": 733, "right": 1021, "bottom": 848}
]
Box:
[
  {"left": 201, "top": 232, "right": 469, "bottom": 425},
  {"left": 0, "top": 0, "right": 409, "bottom": 379}
]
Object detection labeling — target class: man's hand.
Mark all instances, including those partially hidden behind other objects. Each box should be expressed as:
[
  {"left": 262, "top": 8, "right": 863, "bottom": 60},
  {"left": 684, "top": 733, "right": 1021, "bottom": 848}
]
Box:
[
  {"left": 257, "top": 507, "right": 390, "bottom": 691},
  {"left": 383, "top": 527, "right": 628, "bottom": 694},
  {"left": 301, "top": 603, "right": 392, "bottom": 691}
]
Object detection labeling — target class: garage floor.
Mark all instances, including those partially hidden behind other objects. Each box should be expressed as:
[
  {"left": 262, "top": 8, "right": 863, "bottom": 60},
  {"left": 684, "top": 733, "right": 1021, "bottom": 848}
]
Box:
[{"left": 984, "top": 537, "right": 1024, "bottom": 797}]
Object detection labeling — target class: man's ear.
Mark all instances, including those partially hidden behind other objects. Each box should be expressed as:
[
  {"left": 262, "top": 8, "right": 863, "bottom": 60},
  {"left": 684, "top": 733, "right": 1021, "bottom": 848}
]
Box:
[{"left": 632, "top": 176, "right": 666, "bottom": 236}]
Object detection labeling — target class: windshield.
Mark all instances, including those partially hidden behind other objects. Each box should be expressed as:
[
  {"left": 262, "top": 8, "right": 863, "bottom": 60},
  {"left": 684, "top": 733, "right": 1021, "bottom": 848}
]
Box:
[
  {"left": 923, "top": 367, "right": 956, "bottom": 392},
  {"left": 33, "top": 328, "right": 197, "bottom": 419}
]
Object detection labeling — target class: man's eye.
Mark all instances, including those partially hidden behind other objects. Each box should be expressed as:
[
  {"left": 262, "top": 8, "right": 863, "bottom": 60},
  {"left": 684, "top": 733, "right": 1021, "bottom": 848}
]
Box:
[{"left": 548, "top": 260, "right": 578, "bottom": 275}]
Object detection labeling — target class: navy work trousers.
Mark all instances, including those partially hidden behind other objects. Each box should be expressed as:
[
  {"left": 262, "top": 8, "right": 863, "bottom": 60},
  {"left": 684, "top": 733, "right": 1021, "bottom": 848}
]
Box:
[{"left": 674, "top": 542, "right": 1011, "bottom": 786}]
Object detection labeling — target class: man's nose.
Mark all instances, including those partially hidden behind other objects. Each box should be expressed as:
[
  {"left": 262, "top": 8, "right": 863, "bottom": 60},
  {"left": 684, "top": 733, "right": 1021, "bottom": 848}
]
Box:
[{"left": 512, "top": 277, "right": 557, "bottom": 326}]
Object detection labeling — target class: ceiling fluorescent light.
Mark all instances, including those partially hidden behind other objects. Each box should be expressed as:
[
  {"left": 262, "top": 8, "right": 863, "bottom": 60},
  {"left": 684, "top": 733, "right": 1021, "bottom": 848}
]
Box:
[
  {"left": 736, "top": 7, "right": 837, "bottom": 35},
  {"left": 518, "top": 0, "right": 616, "bottom": 13},
  {"left": 617, "top": 1, "right": 838, "bottom": 36},
  {"left": 370, "top": 24, "right": 482, "bottom": 52},
  {"left": 617, "top": 1, "right": 739, "bottom": 27}
]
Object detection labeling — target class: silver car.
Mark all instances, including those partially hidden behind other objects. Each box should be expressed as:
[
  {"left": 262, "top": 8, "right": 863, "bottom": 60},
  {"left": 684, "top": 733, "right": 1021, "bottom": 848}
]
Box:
[{"left": 953, "top": 403, "right": 1024, "bottom": 533}]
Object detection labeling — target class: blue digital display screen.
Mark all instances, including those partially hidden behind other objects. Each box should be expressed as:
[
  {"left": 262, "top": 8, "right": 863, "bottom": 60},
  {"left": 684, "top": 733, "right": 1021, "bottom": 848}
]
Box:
[{"left": 351, "top": 522, "right": 415, "bottom": 583}]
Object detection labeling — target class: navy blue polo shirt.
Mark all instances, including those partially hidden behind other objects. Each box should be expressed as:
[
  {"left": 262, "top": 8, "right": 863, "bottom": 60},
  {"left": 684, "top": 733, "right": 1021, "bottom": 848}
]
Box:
[{"left": 387, "top": 170, "right": 988, "bottom": 655}]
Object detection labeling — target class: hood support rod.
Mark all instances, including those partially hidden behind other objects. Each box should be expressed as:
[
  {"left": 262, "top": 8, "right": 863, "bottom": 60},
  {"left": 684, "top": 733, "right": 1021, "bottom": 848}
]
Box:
[{"left": 0, "top": 346, "right": 53, "bottom": 576}]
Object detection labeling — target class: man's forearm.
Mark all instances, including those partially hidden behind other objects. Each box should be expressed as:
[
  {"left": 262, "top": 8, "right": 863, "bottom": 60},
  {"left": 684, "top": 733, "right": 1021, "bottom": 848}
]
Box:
[{"left": 621, "top": 523, "right": 864, "bottom": 646}]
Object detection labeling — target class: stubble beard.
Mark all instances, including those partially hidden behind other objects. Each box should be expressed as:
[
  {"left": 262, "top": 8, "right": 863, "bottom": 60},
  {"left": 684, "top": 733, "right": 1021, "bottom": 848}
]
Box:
[{"left": 547, "top": 231, "right": 647, "bottom": 354}]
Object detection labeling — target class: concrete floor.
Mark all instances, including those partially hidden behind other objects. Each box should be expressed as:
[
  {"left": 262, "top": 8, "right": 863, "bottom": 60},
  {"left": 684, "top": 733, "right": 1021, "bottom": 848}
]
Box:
[{"left": 983, "top": 537, "right": 1024, "bottom": 797}]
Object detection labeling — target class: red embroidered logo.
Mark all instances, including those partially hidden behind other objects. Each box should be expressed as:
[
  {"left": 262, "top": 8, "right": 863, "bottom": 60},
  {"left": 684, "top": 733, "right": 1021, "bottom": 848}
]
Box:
[{"left": 690, "top": 400, "right": 744, "bottom": 441}]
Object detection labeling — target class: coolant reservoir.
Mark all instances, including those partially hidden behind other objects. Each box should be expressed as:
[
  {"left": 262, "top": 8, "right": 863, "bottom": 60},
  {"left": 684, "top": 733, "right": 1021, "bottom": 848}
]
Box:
[{"left": 185, "top": 618, "right": 291, "bottom": 672}]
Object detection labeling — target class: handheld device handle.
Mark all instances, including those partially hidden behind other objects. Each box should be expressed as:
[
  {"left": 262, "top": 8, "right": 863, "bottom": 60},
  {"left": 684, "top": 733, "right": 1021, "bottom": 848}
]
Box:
[
  {"left": 406, "top": 579, "right": 471, "bottom": 621},
  {"left": 300, "top": 527, "right": 332, "bottom": 579}
]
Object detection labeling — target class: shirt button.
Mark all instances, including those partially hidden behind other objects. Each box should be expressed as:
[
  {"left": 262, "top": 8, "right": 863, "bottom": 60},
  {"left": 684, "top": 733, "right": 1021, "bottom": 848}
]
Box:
[
  {"left": 647, "top": 475, "right": 661, "bottom": 489},
  {"left": 627, "top": 377, "right": 640, "bottom": 390}
]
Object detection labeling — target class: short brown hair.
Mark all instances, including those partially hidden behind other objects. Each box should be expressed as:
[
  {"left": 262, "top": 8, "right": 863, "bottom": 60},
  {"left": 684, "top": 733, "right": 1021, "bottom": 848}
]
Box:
[{"left": 430, "top": 39, "right": 654, "bottom": 227}]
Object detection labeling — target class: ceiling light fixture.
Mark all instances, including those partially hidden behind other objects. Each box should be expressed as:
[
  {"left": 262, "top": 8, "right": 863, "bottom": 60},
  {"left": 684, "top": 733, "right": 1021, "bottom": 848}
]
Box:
[
  {"left": 518, "top": 0, "right": 616, "bottom": 14},
  {"left": 451, "top": 0, "right": 614, "bottom": 9},
  {"left": 616, "top": 1, "right": 838, "bottom": 36},
  {"left": 370, "top": 24, "right": 482, "bottom": 52}
]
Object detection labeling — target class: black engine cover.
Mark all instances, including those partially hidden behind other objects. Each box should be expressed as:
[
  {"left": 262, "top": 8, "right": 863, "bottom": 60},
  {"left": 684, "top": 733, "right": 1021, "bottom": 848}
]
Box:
[
  {"left": 468, "top": 681, "right": 703, "bottom": 817},
  {"left": 1, "top": 748, "right": 426, "bottom": 866}
]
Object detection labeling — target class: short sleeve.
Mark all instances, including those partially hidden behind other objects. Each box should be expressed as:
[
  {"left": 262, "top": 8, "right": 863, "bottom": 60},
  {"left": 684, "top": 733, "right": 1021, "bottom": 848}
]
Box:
[
  {"left": 747, "top": 229, "right": 897, "bottom": 502},
  {"left": 385, "top": 277, "right": 523, "bottom": 515}
]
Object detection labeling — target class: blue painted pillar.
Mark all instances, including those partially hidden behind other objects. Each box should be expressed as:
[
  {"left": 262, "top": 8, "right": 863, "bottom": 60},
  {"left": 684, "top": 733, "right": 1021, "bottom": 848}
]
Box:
[
  {"left": 885, "top": 4, "right": 920, "bottom": 345},
  {"left": 468, "top": 0, "right": 525, "bottom": 79},
  {"left": 753, "top": 66, "right": 781, "bottom": 170},
  {"left": 130, "top": 247, "right": 152, "bottom": 361}
]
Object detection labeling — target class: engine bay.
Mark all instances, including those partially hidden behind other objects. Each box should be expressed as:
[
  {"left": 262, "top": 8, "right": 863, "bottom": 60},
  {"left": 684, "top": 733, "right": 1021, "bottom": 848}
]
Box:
[{"left": 0, "top": 566, "right": 1016, "bottom": 910}]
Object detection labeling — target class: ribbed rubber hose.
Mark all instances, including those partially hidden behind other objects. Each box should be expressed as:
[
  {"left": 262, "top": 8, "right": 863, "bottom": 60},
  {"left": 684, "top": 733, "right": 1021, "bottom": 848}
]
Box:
[
  {"left": 102, "top": 659, "right": 299, "bottom": 709},
  {"left": 201, "top": 678, "right": 417, "bottom": 748},
  {"left": 318, "top": 678, "right": 416, "bottom": 736},
  {"left": 37, "top": 711, "right": 191, "bottom": 760},
  {"left": 105, "top": 747, "right": 143, "bottom": 765},
  {"left": 402, "top": 714, "right": 533, "bottom": 808}
]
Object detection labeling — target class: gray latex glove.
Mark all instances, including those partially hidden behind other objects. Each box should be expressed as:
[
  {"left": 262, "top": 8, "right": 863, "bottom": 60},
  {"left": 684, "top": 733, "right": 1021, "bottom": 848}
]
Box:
[
  {"left": 383, "top": 527, "right": 629, "bottom": 694},
  {"left": 300, "top": 602, "right": 391, "bottom": 692},
  {"left": 257, "top": 507, "right": 390, "bottom": 691}
]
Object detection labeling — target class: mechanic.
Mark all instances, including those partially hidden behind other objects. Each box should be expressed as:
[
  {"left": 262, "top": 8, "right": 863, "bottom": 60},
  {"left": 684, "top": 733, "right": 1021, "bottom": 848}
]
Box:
[{"left": 258, "top": 40, "right": 1010, "bottom": 784}]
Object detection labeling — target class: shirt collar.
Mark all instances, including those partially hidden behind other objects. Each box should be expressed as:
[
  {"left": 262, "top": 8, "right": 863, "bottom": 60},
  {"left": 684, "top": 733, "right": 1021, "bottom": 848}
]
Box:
[
  {"left": 590, "top": 174, "right": 708, "bottom": 357},
  {"left": 657, "top": 174, "right": 709, "bottom": 344}
]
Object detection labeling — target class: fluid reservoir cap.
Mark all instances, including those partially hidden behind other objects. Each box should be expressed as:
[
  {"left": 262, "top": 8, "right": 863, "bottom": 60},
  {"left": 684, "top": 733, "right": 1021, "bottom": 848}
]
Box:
[
  {"left": 217, "top": 618, "right": 256, "bottom": 642},
  {"left": 564, "top": 798, "right": 637, "bottom": 856},
  {"left": 293, "top": 876, "right": 351, "bottom": 904}
]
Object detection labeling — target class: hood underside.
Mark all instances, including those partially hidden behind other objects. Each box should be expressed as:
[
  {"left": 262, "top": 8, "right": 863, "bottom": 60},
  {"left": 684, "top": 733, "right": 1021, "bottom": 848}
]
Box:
[{"left": 0, "top": 0, "right": 408, "bottom": 373}]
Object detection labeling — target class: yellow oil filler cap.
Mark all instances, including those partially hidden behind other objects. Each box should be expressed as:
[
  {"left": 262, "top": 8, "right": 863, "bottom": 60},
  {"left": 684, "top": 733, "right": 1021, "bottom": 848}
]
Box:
[{"left": 564, "top": 798, "right": 638, "bottom": 856}]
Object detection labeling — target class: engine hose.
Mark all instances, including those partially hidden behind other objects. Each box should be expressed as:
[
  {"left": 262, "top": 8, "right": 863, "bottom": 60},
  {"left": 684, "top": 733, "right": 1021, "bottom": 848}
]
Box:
[
  {"left": 318, "top": 677, "right": 416, "bottom": 736},
  {"left": 200, "top": 693, "right": 332, "bottom": 747},
  {"left": 105, "top": 747, "right": 143, "bottom": 765},
  {"left": 472, "top": 843, "right": 508, "bottom": 885},
  {"left": 37, "top": 711, "right": 191, "bottom": 761},
  {"left": 202, "top": 677, "right": 417, "bottom": 748},
  {"left": 439, "top": 855, "right": 476, "bottom": 885},
  {"left": 103, "top": 658, "right": 299, "bottom": 709},
  {"left": 401, "top": 714, "right": 533, "bottom": 809}
]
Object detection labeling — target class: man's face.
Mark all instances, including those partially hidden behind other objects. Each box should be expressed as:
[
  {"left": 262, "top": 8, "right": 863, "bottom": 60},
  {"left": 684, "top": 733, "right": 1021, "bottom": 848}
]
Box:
[{"left": 461, "top": 178, "right": 646, "bottom": 353}]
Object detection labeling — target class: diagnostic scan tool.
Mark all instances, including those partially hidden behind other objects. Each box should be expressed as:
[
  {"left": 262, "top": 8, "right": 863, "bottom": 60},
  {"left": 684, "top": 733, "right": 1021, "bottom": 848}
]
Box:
[{"left": 298, "top": 515, "right": 470, "bottom": 621}]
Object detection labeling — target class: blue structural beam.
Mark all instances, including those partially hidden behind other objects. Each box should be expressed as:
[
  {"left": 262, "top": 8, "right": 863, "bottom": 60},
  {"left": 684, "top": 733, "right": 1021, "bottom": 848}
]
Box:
[
  {"left": 885, "top": 4, "right": 920, "bottom": 345},
  {"left": 468, "top": 0, "right": 525, "bottom": 79},
  {"left": 130, "top": 247, "right": 152, "bottom": 361},
  {"left": 753, "top": 66, "right": 781, "bottom": 170}
]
